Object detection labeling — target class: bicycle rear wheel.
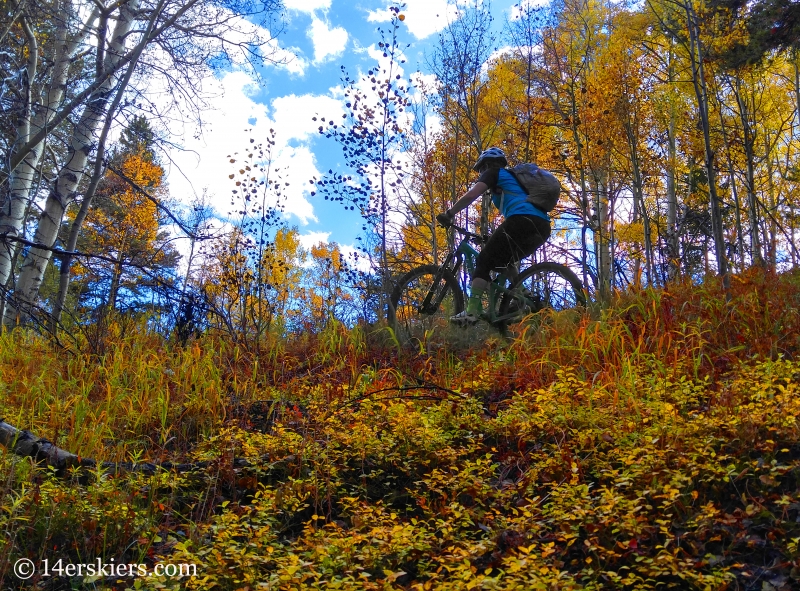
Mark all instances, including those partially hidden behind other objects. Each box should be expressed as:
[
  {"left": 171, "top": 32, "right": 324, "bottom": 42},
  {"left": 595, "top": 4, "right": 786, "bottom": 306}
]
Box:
[
  {"left": 498, "top": 262, "right": 586, "bottom": 327},
  {"left": 389, "top": 264, "right": 465, "bottom": 346}
]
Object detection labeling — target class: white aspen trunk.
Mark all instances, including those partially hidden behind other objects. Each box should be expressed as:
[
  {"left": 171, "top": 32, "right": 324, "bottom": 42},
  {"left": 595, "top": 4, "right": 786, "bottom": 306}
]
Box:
[
  {"left": 733, "top": 75, "right": 763, "bottom": 267},
  {"left": 449, "top": 123, "right": 458, "bottom": 256},
  {"left": 717, "top": 99, "right": 746, "bottom": 272},
  {"left": 665, "top": 120, "right": 679, "bottom": 280},
  {"left": 685, "top": 1, "right": 728, "bottom": 289},
  {"left": 765, "top": 131, "right": 777, "bottom": 270},
  {"left": 107, "top": 248, "right": 126, "bottom": 312},
  {"left": 595, "top": 176, "right": 612, "bottom": 299},
  {"left": 624, "top": 114, "right": 653, "bottom": 286},
  {"left": 793, "top": 53, "right": 800, "bottom": 267},
  {"left": 665, "top": 45, "right": 680, "bottom": 282},
  {"left": 0, "top": 17, "right": 38, "bottom": 291},
  {"left": 560, "top": 82, "right": 591, "bottom": 294},
  {"left": 5, "top": 1, "right": 139, "bottom": 325},
  {"left": 0, "top": 3, "right": 98, "bottom": 290}
]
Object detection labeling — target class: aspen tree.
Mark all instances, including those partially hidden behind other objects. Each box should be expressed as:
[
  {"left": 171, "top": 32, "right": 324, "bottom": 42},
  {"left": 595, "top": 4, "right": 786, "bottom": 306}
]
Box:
[{"left": 0, "top": 0, "right": 284, "bottom": 327}]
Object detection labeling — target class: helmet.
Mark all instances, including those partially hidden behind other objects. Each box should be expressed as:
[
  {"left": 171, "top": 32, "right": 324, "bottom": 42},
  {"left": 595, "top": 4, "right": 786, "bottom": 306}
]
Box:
[{"left": 473, "top": 147, "right": 508, "bottom": 171}]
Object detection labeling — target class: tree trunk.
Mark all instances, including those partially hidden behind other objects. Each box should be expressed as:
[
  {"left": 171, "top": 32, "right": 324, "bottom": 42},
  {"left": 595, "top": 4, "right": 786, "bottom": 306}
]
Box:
[
  {"left": 4, "top": 1, "right": 142, "bottom": 326},
  {"left": 567, "top": 86, "right": 592, "bottom": 295},
  {"left": 665, "top": 46, "right": 680, "bottom": 282},
  {"left": 765, "top": 131, "right": 777, "bottom": 270},
  {"left": 731, "top": 75, "right": 763, "bottom": 267},
  {"left": 723, "top": 138, "right": 746, "bottom": 272},
  {"left": 597, "top": 177, "right": 611, "bottom": 299},
  {"left": 623, "top": 115, "right": 653, "bottom": 286},
  {"left": 50, "top": 157, "right": 107, "bottom": 332},
  {"left": 449, "top": 124, "right": 459, "bottom": 256},
  {"left": 685, "top": 1, "right": 728, "bottom": 289},
  {"left": 108, "top": 251, "right": 125, "bottom": 313},
  {"left": 715, "top": 80, "right": 746, "bottom": 272},
  {"left": 49, "top": 55, "right": 134, "bottom": 331},
  {"left": 0, "top": 5, "right": 101, "bottom": 292},
  {"left": 0, "top": 15, "right": 39, "bottom": 292},
  {"left": 793, "top": 49, "right": 800, "bottom": 264}
]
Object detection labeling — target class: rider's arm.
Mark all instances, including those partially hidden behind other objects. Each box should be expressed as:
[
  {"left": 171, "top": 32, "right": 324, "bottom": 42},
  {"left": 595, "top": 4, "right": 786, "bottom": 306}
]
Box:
[{"left": 446, "top": 182, "right": 489, "bottom": 217}]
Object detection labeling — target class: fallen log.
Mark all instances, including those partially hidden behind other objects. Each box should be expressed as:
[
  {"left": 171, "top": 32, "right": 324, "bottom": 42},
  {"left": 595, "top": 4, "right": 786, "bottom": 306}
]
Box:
[
  {"left": 0, "top": 420, "right": 255, "bottom": 475},
  {"left": 0, "top": 420, "right": 91, "bottom": 470}
]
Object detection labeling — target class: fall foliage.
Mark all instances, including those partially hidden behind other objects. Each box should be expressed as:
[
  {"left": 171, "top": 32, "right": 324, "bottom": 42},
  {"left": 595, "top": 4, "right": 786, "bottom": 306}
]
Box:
[{"left": 2, "top": 1, "right": 800, "bottom": 589}]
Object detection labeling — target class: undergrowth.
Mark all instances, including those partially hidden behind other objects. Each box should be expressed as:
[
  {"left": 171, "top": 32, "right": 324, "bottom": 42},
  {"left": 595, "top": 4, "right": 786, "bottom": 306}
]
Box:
[{"left": 1, "top": 268, "right": 800, "bottom": 590}]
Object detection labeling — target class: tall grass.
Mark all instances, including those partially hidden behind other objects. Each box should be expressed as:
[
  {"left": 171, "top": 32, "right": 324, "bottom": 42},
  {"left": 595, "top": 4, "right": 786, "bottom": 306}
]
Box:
[
  {"left": 2, "top": 269, "right": 798, "bottom": 462},
  {"left": 0, "top": 268, "right": 799, "bottom": 590}
]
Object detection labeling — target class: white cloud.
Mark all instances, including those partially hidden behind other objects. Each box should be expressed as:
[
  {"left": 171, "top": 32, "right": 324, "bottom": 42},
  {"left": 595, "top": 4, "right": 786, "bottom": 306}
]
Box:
[
  {"left": 366, "top": 0, "right": 458, "bottom": 40},
  {"left": 339, "top": 243, "right": 372, "bottom": 272},
  {"left": 350, "top": 45, "right": 410, "bottom": 140},
  {"left": 163, "top": 72, "right": 332, "bottom": 226},
  {"left": 190, "top": 9, "right": 307, "bottom": 76},
  {"left": 169, "top": 218, "right": 234, "bottom": 279},
  {"left": 270, "top": 93, "right": 344, "bottom": 142},
  {"left": 264, "top": 37, "right": 308, "bottom": 75},
  {"left": 269, "top": 144, "right": 318, "bottom": 223},
  {"left": 308, "top": 16, "right": 348, "bottom": 63},
  {"left": 365, "top": 7, "right": 391, "bottom": 23},
  {"left": 404, "top": 71, "right": 444, "bottom": 137},
  {"left": 284, "top": 0, "right": 331, "bottom": 13},
  {"left": 510, "top": 0, "right": 551, "bottom": 20},
  {"left": 298, "top": 231, "right": 331, "bottom": 250},
  {"left": 366, "top": 45, "right": 386, "bottom": 63},
  {"left": 489, "top": 45, "right": 515, "bottom": 62},
  {"left": 411, "top": 71, "right": 438, "bottom": 88},
  {"left": 162, "top": 71, "right": 260, "bottom": 207},
  {"left": 481, "top": 45, "right": 515, "bottom": 78}
]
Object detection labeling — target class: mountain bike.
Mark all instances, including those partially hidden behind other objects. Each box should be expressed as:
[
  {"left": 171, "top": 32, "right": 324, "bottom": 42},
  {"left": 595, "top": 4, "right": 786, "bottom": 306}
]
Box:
[{"left": 388, "top": 221, "right": 587, "bottom": 345}]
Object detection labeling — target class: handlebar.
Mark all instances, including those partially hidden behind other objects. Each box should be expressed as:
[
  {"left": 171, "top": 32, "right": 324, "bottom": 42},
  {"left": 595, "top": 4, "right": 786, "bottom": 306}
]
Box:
[{"left": 437, "top": 217, "right": 486, "bottom": 244}]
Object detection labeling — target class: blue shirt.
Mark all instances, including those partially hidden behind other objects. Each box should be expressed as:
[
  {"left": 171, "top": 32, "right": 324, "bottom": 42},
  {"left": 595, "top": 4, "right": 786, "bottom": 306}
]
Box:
[{"left": 477, "top": 167, "right": 549, "bottom": 221}]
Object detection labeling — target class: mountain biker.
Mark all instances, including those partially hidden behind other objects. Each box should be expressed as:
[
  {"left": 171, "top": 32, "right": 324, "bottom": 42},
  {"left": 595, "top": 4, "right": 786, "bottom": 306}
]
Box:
[{"left": 436, "top": 147, "right": 551, "bottom": 325}]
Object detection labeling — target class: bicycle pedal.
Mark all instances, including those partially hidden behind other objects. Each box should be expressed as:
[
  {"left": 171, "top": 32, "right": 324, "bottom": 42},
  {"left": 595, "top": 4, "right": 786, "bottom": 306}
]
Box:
[{"left": 450, "top": 312, "right": 479, "bottom": 326}]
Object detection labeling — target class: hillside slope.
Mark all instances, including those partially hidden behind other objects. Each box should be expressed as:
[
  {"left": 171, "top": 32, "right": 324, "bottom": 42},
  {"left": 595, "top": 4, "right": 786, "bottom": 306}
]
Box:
[{"left": 1, "top": 269, "right": 799, "bottom": 590}]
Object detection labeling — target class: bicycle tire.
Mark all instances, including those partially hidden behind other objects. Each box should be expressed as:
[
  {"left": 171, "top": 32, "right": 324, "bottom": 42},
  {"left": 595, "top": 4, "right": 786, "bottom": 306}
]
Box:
[
  {"left": 497, "top": 262, "right": 586, "bottom": 330},
  {"left": 388, "top": 264, "right": 465, "bottom": 346}
]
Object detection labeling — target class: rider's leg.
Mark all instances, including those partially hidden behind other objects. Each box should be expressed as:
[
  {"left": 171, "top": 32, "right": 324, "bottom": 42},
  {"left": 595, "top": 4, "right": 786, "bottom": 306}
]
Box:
[
  {"left": 466, "top": 277, "right": 490, "bottom": 316},
  {"left": 473, "top": 215, "right": 550, "bottom": 282},
  {"left": 489, "top": 215, "right": 552, "bottom": 263},
  {"left": 471, "top": 215, "right": 550, "bottom": 310},
  {"left": 453, "top": 216, "right": 551, "bottom": 325}
]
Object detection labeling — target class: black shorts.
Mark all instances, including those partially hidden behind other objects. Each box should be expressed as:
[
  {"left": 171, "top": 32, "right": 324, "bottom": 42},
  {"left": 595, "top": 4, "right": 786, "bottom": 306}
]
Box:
[{"left": 474, "top": 215, "right": 551, "bottom": 281}]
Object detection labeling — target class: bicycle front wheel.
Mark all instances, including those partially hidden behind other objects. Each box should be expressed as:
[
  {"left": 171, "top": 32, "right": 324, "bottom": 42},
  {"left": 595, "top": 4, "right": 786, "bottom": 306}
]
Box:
[
  {"left": 389, "top": 264, "right": 465, "bottom": 346},
  {"left": 498, "top": 262, "right": 586, "bottom": 325}
]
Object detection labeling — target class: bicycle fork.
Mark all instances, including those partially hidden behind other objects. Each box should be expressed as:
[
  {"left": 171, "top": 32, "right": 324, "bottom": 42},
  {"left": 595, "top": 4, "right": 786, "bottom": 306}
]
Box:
[{"left": 419, "top": 254, "right": 461, "bottom": 315}]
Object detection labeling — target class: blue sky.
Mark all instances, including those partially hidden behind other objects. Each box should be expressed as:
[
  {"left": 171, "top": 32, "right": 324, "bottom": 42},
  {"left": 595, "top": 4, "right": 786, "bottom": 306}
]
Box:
[{"left": 164, "top": 0, "right": 527, "bottom": 260}]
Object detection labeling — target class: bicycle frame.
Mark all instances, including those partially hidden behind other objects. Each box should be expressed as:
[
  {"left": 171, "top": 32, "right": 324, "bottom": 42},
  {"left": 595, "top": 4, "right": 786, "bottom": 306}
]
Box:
[
  {"left": 425, "top": 225, "right": 529, "bottom": 327},
  {"left": 415, "top": 235, "right": 471, "bottom": 315}
]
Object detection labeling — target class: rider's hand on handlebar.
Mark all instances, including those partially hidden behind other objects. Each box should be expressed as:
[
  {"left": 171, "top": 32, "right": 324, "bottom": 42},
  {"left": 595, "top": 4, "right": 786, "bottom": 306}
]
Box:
[{"left": 436, "top": 211, "right": 454, "bottom": 227}]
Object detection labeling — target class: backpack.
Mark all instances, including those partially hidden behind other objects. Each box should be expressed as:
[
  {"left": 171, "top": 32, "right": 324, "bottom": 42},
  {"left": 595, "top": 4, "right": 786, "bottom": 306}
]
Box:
[{"left": 506, "top": 163, "right": 561, "bottom": 213}]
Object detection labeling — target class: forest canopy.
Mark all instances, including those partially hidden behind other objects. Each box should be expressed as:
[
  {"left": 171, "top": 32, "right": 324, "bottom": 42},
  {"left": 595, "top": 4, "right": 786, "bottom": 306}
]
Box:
[{"left": 0, "top": 0, "right": 797, "bottom": 336}]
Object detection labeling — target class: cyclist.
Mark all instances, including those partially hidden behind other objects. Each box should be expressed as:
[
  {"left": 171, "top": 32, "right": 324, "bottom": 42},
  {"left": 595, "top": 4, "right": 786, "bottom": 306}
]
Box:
[{"left": 437, "top": 147, "right": 551, "bottom": 325}]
